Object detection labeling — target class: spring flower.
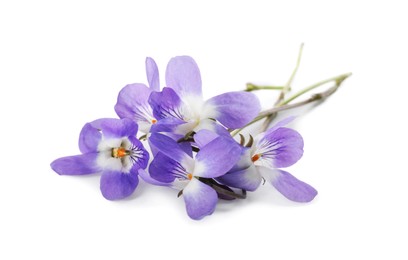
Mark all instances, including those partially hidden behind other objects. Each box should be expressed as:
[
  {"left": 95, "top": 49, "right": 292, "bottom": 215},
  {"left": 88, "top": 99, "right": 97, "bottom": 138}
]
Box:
[
  {"left": 114, "top": 57, "right": 160, "bottom": 134},
  {"left": 148, "top": 132, "right": 241, "bottom": 220},
  {"left": 196, "top": 119, "right": 317, "bottom": 202},
  {"left": 50, "top": 118, "right": 149, "bottom": 200},
  {"left": 149, "top": 56, "right": 261, "bottom": 135}
]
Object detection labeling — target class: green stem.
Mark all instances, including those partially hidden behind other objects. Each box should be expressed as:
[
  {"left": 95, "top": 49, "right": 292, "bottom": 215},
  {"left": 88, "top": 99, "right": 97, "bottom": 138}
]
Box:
[
  {"left": 262, "top": 43, "right": 304, "bottom": 131},
  {"left": 278, "top": 73, "right": 352, "bottom": 106},
  {"left": 246, "top": 83, "right": 284, "bottom": 91},
  {"left": 231, "top": 72, "right": 351, "bottom": 136},
  {"left": 279, "top": 43, "right": 304, "bottom": 101}
]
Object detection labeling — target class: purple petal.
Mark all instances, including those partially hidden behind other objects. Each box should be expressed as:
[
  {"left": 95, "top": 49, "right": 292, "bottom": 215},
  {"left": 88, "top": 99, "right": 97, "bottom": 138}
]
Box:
[
  {"left": 51, "top": 153, "right": 100, "bottom": 175},
  {"left": 194, "top": 126, "right": 232, "bottom": 149},
  {"left": 149, "top": 117, "right": 185, "bottom": 134},
  {"left": 165, "top": 56, "right": 202, "bottom": 98},
  {"left": 256, "top": 127, "right": 304, "bottom": 168},
  {"left": 149, "top": 152, "right": 184, "bottom": 183},
  {"left": 138, "top": 168, "right": 170, "bottom": 186},
  {"left": 217, "top": 164, "right": 262, "bottom": 192},
  {"left": 90, "top": 118, "right": 138, "bottom": 139},
  {"left": 183, "top": 178, "right": 217, "bottom": 220},
  {"left": 100, "top": 168, "right": 139, "bottom": 200},
  {"left": 128, "top": 136, "right": 149, "bottom": 169},
  {"left": 145, "top": 57, "right": 160, "bottom": 91},
  {"left": 149, "top": 87, "right": 186, "bottom": 121},
  {"left": 260, "top": 167, "right": 318, "bottom": 202},
  {"left": 114, "top": 84, "right": 154, "bottom": 133},
  {"left": 78, "top": 123, "right": 101, "bottom": 153},
  {"left": 204, "top": 91, "right": 261, "bottom": 129},
  {"left": 148, "top": 133, "right": 190, "bottom": 163},
  {"left": 194, "top": 137, "right": 242, "bottom": 178},
  {"left": 194, "top": 129, "right": 219, "bottom": 148}
]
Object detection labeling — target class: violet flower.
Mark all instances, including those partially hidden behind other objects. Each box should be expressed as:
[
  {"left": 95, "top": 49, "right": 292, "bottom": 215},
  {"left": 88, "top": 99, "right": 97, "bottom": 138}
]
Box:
[
  {"left": 196, "top": 119, "right": 317, "bottom": 202},
  {"left": 50, "top": 118, "right": 150, "bottom": 200},
  {"left": 114, "top": 57, "right": 160, "bottom": 134},
  {"left": 148, "top": 133, "right": 241, "bottom": 220},
  {"left": 149, "top": 56, "right": 261, "bottom": 135}
]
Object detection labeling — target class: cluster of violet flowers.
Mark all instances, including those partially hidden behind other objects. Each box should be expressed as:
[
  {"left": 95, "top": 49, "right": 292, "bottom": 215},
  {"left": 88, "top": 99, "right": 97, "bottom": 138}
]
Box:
[{"left": 51, "top": 55, "right": 329, "bottom": 220}]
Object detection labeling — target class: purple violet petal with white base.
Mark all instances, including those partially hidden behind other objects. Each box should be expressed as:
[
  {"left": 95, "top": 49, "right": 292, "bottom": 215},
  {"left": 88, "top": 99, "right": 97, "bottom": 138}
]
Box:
[
  {"left": 114, "top": 83, "right": 156, "bottom": 134},
  {"left": 165, "top": 56, "right": 202, "bottom": 98},
  {"left": 100, "top": 168, "right": 139, "bottom": 200},
  {"left": 183, "top": 178, "right": 218, "bottom": 220},
  {"left": 194, "top": 137, "right": 242, "bottom": 178}
]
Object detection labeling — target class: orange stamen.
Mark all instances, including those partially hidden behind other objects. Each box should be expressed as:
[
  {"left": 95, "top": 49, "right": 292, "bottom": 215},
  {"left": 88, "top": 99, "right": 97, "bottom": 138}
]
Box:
[
  {"left": 112, "top": 147, "right": 128, "bottom": 158},
  {"left": 187, "top": 173, "right": 193, "bottom": 180},
  {"left": 251, "top": 154, "right": 261, "bottom": 162},
  {"left": 151, "top": 119, "right": 157, "bottom": 124}
]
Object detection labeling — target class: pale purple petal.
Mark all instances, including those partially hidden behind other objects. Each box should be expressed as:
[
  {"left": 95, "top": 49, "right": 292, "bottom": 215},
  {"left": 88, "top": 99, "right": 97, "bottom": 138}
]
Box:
[
  {"left": 90, "top": 118, "right": 138, "bottom": 139},
  {"left": 148, "top": 133, "right": 191, "bottom": 163},
  {"left": 114, "top": 84, "right": 155, "bottom": 132},
  {"left": 165, "top": 56, "right": 202, "bottom": 98},
  {"left": 194, "top": 127, "right": 232, "bottom": 149},
  {"left": 259, "top": 167, "right": 318, "bottom": 202},
  {"left": 204, "top": 91, "right": 261, "bottom": 129},
  {"left": 194, "top": 129, "right": 219, "bottom": 148},
  {"left": 217, "top": 164, "right": 262, "bottom": 192},
  {"left": 256, "top": 127, "right": 304, "bottom": 168},
  {"left": 100, "top": 168, "right": 139, "bottom": 200},
  {"left": 138, "top": 168, "right": 170, "bottom": 186},
  {"left": 78, "top": 123, "right": 101, "bottom": 153},
  {"left": 51, "top": 153, "right": 100, "bottom": 175},
  {"left": 145, "top": 57, "right": 160, "bottom": 91},
  {"left": 149, "top": 152, "right": 186, "bottom": 183},
  {"left": 183, "top": 178, "right": 217, "bottom": 220},
  {"left": 194, "top": 137, "right": 242, "bottom": 178},
  {"left": 149, "top": 87, "right": 185, "bottom": 121}
]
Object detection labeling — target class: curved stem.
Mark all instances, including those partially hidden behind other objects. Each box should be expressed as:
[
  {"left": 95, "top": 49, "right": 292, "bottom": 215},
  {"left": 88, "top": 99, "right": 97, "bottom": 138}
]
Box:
[
  {"left": 231, "top": 72, "right": 351, "bottom": 136},
  {"left": 278, "top": 73, "right": 352, "bottom": 106},
  {"left": 262, "top": 43, "right": 304, "bottom": 130}
]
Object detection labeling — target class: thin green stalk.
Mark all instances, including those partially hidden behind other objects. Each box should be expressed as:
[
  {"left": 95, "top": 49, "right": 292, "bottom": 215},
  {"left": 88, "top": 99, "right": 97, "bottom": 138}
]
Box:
[
  {"left": 278, "top": 73, "right": 352, "bottom": 106},
  {"left": 245, "top": 83, "right": 285, "bottom": 91},
  {"left": 262, "top": 43, "right": 304, "bottom": 130},
  {"left": 231, "top": 72, "right": 351, "bottom": 137}
]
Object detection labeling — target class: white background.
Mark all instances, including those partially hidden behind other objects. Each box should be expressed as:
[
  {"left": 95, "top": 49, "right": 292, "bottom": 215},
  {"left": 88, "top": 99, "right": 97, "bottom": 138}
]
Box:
[{"left": 1, "top": 1, "right": 407, "bottom": 259}]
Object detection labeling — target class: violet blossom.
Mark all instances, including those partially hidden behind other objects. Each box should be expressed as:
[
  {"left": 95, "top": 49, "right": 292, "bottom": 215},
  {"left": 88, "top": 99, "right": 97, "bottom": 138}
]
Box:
[
  {"left": 51, "top": 118, "right": 150, "bottom": 200},
  {"left": 195, "top": 118, "right": 317, "bottom": 202},
  {"left": 148, "top": 132, "right": 241, "bottom": 220},
  {"left": 149, "top": 56, "right": 261, "bottom": 136}
]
